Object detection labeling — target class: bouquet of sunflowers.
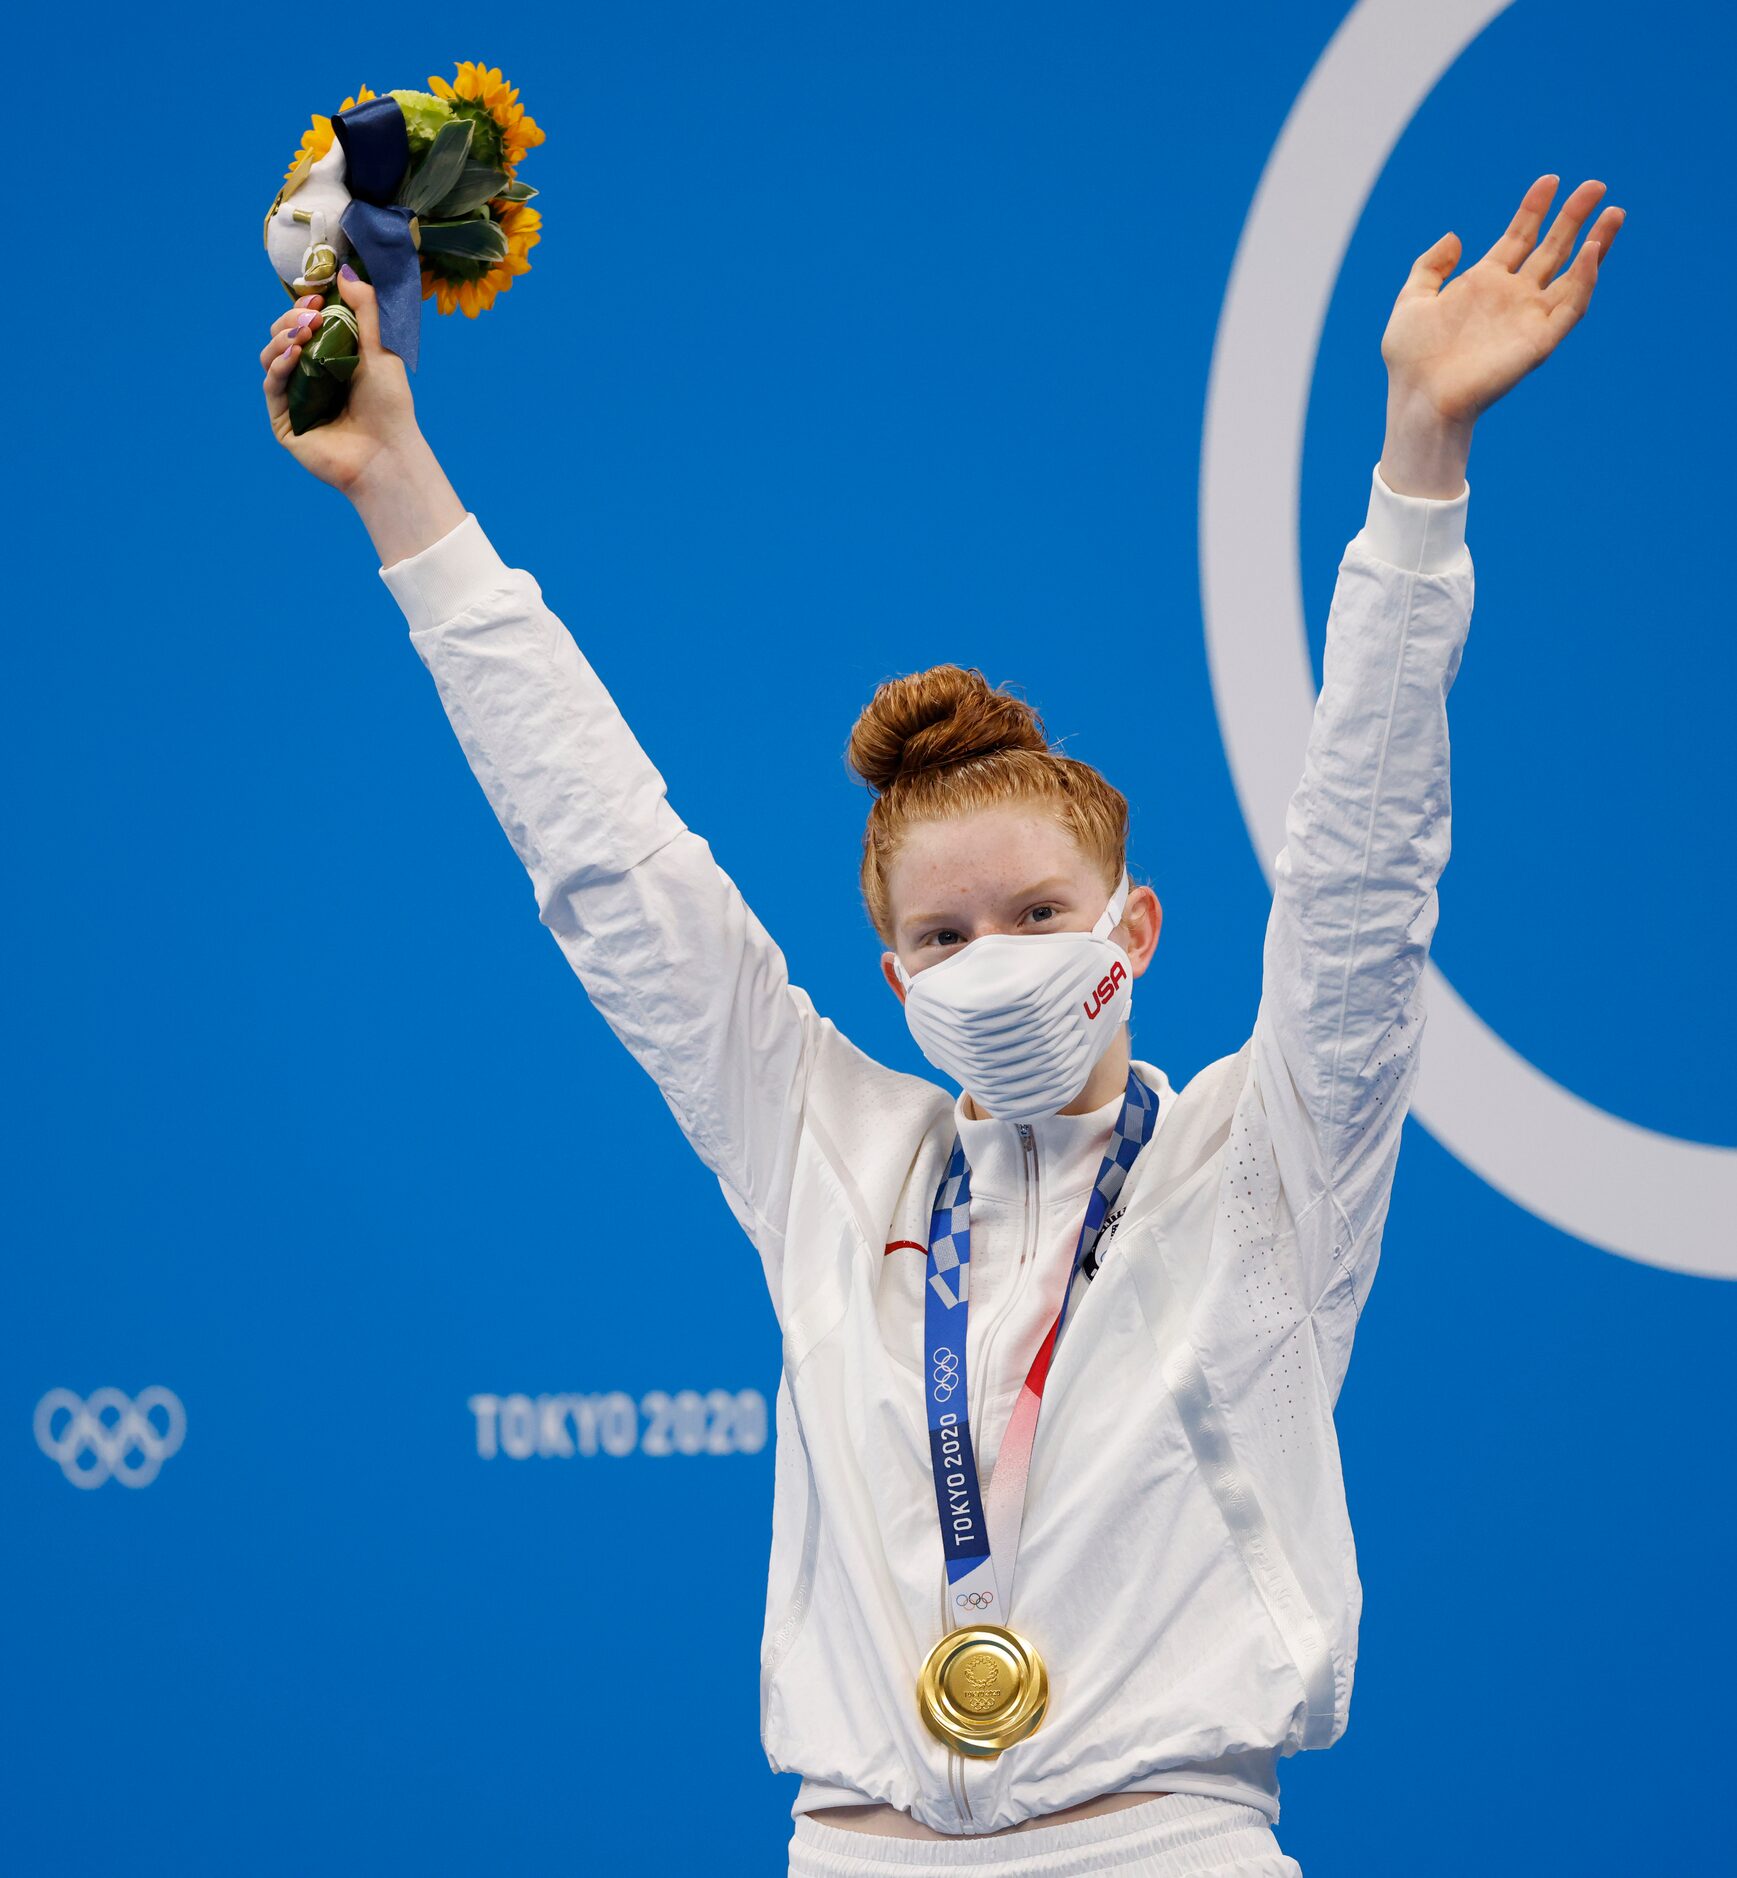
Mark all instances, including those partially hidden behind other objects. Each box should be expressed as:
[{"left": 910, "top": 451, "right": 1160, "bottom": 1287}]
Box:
[{"left": 263, "top": 62, "right": 545, "bottom": 434}]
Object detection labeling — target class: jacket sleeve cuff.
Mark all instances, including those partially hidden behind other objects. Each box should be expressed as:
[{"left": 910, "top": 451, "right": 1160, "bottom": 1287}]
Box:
[
  {"left": 377, "top": 511, "right": 516, "bottom": 635},
  {"left": 1358, "top": 462, "right": 1470, "bottom": 576}
]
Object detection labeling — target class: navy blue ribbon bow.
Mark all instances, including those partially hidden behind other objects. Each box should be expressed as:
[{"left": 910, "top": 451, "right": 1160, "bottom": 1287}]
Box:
[{"left": 331, "top": 97, "right": 421, "bottom": 373}]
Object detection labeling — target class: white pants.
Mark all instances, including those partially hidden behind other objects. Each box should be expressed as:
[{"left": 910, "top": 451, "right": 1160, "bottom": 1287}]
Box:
[{"left": 787, "top": 1793, "right": 1304, "bottom": 1877}]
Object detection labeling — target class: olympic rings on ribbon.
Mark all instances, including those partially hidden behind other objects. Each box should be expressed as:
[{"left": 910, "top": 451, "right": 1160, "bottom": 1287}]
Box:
[
  {"left": 956, "top": 1589, "right": 996, "bottom": 1610},
  {"left": 931, "top": 1348, "right": 960, "bottom": 1402}
]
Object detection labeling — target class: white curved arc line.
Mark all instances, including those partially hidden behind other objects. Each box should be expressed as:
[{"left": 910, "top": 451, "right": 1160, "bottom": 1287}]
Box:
[
  {"left": 1199, "top": 0, "right": 1737, "bottom": 1280},
  {"left": 1415, "top": 972, "right": 1735, "bottom": 1277}
]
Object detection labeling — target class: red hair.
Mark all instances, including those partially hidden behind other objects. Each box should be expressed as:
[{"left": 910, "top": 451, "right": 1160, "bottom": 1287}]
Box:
[{"left": 844, "top": 663, "right": 1129, "bottom": 944}]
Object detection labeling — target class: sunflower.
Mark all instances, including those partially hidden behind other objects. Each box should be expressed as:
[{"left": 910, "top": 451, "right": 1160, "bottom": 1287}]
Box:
[
  {"left": 427, "top": 61, "right": 546, "bottom": 176},
  {"left": 421, "top": 201, "right": 543, "bottom": 318},
  {"left": 282, "top": 87, "right": 378, "bottom": 184}
]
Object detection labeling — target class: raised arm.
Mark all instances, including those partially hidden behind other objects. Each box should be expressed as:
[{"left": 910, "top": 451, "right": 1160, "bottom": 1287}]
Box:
[
  {"left": 261, "top": 266, "right": 828, "bottom": 1317},
  {"left": 1253, "top": 470, "right": 1472, "bottom": 1321},
  {"left": 1252, "top": 174, "right": 1626, "bottom": 1319}
]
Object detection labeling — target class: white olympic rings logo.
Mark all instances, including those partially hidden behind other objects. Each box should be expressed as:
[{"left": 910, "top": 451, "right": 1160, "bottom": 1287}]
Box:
[
  {"left": 957, "top": 1589, "right": 996, "bottom": 1610},
  {"left": 1200, "top": 0, "right": 1736, "bottom": 1279},
  {"left": 932, "top": 1349, "right": 960, "bottom": 1402},
  {"left": 34, "top": 1387, "right": 186, "bottom": 1489}
]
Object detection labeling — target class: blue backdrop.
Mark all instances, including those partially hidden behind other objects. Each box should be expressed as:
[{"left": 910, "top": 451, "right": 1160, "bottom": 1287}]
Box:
[{"left": 6, "top": 2, "right": 1733, "bottom": 1872}]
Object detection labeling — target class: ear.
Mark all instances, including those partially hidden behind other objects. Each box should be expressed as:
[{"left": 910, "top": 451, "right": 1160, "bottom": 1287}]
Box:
[
  {"left": 881, "top": 949, "right": 909, "bottom": 1006},
  {"left": 1122, "top": 885, "right": 1163, "bottom": 978}
]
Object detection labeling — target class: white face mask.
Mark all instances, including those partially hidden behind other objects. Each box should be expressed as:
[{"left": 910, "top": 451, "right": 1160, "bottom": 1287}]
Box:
[{"left": 892, "top": 872, "right": 1134, "bottom": 1122}]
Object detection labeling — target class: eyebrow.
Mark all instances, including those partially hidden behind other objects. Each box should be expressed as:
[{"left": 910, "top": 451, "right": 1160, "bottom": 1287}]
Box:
[{"left": 901, "top": 876, "right": 1079, "bottom": 934}]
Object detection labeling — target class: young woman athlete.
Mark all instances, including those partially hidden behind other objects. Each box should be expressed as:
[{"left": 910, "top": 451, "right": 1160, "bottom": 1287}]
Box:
[{"left": 260, "top": 171, "right": 1622, "bottom": 1875}]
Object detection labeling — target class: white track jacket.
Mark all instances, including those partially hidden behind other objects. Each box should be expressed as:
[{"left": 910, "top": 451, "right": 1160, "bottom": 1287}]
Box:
[{"left": 378, "top": 463, "right": 1474, "bottom": 1834}]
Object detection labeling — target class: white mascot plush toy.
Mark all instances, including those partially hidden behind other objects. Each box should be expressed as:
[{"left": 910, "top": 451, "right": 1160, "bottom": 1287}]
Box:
[{"left": 264, "top": 142, "right": 355, "bottom": 299}]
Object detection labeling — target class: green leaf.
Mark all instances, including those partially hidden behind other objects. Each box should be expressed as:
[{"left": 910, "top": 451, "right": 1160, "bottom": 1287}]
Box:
[
  {"left": 432, "top": 159, "right": 511, "bottom": 221},
  {"left": 303, "top": 311, "right": 358, "bottom": 370},
  {"left": 399, "top": 119, "right": 476, "bottom": 215},
  {"left": 415, "top": 216, "right": 510, "bottom": 263},
  {"left": 497, "top": 179, "right": 538, "bottom": 203},
  {"left": 288, "top": 366, "right": 349, "bottom": 435}
]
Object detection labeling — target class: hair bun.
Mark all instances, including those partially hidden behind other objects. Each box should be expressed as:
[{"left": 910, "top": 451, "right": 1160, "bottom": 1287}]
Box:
[{"left": 845, "top": 663, "right": 1051, "bottom": 794}]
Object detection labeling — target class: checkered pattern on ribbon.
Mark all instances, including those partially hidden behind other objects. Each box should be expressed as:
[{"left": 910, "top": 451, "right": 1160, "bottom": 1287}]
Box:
[
  {"left": 926, "top": 1144, "right": 973, "bottom": 1310},
  {"left": 1074, "top": 1069, "right": 1159, "bottom": 1290}
]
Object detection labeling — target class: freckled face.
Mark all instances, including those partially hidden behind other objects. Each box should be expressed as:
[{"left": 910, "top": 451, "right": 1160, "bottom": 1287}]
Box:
[{"left": 883, "top": 806, "right": 1119, "bottom": 978}]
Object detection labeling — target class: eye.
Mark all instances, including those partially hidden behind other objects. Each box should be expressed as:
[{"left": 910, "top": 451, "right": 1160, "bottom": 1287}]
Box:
[
  {"left": 1026, "top": 904, "right": 1060, "bottom": 927},
  {"left": 929, "top": 928, "right": 966, "bottom": 949}
]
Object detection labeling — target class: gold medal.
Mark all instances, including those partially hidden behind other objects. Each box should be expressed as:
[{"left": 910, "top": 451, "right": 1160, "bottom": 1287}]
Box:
[{"left": 916, "top": 1623, "right": 1049, "bottom": 1759}]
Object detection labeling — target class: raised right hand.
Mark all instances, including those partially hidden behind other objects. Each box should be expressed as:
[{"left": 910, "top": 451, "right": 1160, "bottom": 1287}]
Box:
[{"left": 260, "top": 267, "right": 425, "bottom": 495}]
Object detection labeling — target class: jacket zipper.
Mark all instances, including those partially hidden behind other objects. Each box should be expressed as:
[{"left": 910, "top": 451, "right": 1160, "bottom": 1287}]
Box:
[
  {"left": 1020, "top": 1121, "right": 1038, "bottom": 1266},
  {"left": 969, "top": 1122, "right": 1040, "bottom": 1445}
]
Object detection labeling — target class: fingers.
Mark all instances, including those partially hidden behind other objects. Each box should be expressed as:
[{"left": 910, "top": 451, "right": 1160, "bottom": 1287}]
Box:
[
  {"left": 262, "top": 328, "right": 300, "bottom": 418},
  {"left": 1402, "top": 230, "right": 1462, "bottom": 298},
  {"left": 335, "top": 266, "right": 381, "bottom": 352},
  {"left": 1586, "top": 201, "right": 1627, "bottom": 264},
  {"left": 258, "top": 294, "right": 324, "bottom": 371},
  {"left": 275, "top": 293, "right": 324, "bottom": 333},
  {"left": 1542, "top": 238, "right": 1598, "bottom": 338},
  {"left": 261, "top": 294, "right": 324, "bottom": 417},
  {"left": 1479, "top": 173, "right": 1560, "bottom": 271},
  {"left": 1522, "top": 178, "right": 1608, "bottom": 282},
  {"left": 1543, "top": 203, "right": 1626, "bottom": 328}
]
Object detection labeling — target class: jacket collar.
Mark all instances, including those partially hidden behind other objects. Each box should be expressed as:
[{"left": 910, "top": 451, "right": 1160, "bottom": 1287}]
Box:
[{"left": 951, "top": 1060, "right": 1177, "bottom": 1203}]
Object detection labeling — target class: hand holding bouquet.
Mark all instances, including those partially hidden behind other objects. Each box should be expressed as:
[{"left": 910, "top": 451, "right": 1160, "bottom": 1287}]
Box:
[{"left": 263, "top": 62, "right": 545, "bottom": 434}]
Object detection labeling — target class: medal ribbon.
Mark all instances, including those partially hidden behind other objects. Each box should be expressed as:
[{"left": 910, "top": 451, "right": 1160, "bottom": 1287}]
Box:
[{"left": 924, "top": 1068, "right": 1159, "bottom": 1627}]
